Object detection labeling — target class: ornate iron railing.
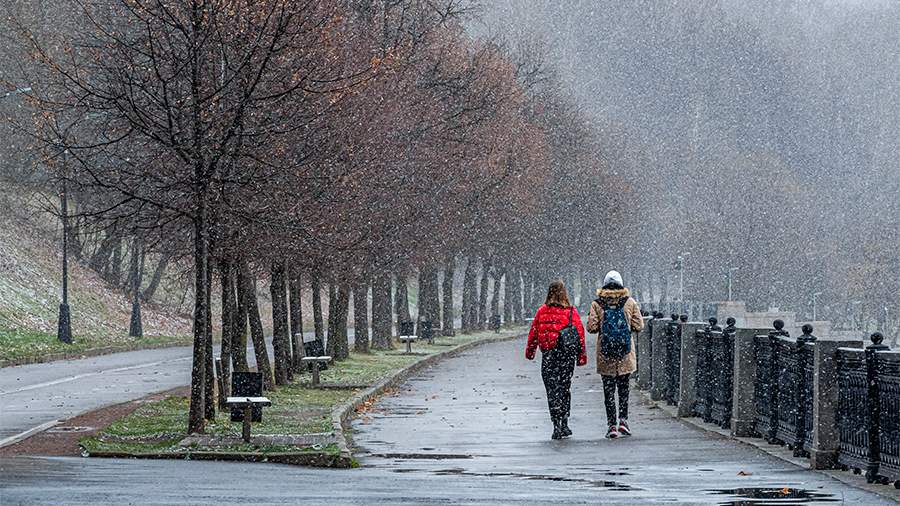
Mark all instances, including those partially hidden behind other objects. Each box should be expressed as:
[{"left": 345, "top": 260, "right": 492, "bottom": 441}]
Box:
[
  {"left": 774, "top": 337, "right": 799, "bottom": 448},
  {"left": 664, "top": 319, "right": 681, "bottom": 405},
  {"left": 836, "top": 347, "right": 872, "bottom": 474},
  {"left": 709, "top": 327, "right": 735, "bottom": 429},
  {"left": 694, "top": 326, "right": 712, "bottom": 419},
  {"left": 801, "top": 341, "right": 816, "bottom": 455},
  {"left": 877, "top": 351, "right": 900, "bottom": 485},
  {"left": 754, "top": 333, "right": 774, "bottom": 440}
]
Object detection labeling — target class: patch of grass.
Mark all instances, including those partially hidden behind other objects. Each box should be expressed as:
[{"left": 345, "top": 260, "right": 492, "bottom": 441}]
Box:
[
  {"left": 80, "top": 327, "right": 525, "bottom": 461},
  {"left": 0, "top": 327, "right": 192, "bottom": 363}
]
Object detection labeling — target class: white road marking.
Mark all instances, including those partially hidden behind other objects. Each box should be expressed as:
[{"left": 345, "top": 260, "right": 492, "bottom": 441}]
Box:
[{"left": 0, "top": 356, "right": 191, "bottom": 396}]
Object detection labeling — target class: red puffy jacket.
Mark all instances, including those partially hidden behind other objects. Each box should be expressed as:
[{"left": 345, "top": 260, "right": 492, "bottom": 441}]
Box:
[{"left": 525, "top": 304, "right": 587, "bottom": 366}]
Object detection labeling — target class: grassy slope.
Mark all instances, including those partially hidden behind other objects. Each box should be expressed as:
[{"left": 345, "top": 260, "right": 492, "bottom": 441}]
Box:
[{"left": 0, "top": 184, "right": 192, "bottom": 362}]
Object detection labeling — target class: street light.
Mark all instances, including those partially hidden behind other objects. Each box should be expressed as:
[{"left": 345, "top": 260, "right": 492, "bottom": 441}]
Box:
[
  {"left": 57, "top": 145, "right": 73, "bottom": 344},
  {"left": 673, "top": 252, "right": 689, "bottom": 312},
  {"left": 726, "top": 267, "right": 739, "bottom": 301},
  {"left": 811, "top": 292, "right": 822, "bottom": 321}
]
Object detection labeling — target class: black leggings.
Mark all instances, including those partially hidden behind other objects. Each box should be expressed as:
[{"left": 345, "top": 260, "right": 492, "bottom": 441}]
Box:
[
  {"left": 601, "top": 374, "right": 630, "bottom": 426},
  {"left": 541, "top": 346, "right": 576, "bottom": 423}
]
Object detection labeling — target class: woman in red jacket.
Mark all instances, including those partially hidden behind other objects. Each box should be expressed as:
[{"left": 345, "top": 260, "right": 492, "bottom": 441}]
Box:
[{"left": 525, "top": 280, "right": 587, "bottom": 439}]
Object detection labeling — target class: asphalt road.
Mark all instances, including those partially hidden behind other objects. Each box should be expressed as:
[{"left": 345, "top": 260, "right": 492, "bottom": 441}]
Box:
[
  {"left": 0, "top": 329, "right": 362, "bottom": 446},
  {"left": 0, "top": 338, "right": 892, "bottom": 504}
]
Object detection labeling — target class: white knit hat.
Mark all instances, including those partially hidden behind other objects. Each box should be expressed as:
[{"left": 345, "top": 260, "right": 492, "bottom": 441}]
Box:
[{"left": 603, "top": 270, "right": 624, "bottom": 288}]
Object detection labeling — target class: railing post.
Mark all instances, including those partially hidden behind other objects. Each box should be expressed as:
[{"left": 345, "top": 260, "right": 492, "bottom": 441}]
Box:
[
  {"left": 716, "top": 318, "right": 737, "bottom": 428},
  {"left": 650, "top": 314, "right": 670, "bottom": 401},
  {"left": 731, "top": 327, "right": 769, "bottom": 437},
  {"left": 765, "top": 319, "right": 790, "bottom": 444},
  {"left": 678, "top": 319, "right": 704, "bottom": 417},
  {"left": 809, "top": 338, "right": 863, "bottom": 469},
  {"left": 637, "top": 315, "right": 653, "bottom": 389},
  {"left": 792, "top": 324, "right": 817, "bottom": 456},
  {"left": 865, "top": 332, "right": 889, "bottom": 483}
]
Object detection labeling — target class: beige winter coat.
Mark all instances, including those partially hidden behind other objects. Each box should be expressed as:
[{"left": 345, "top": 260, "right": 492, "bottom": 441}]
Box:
[{"left": 587, "top": 287, "right": 644, "bottom": 376}]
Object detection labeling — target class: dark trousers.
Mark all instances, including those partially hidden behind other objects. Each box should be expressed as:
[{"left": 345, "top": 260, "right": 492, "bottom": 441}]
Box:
[
  {"left": 601, "top": 373, "right": 630, "bottom": 426},
  {"left": 541, "top": 346, "right": 576, "bottom": 423}
]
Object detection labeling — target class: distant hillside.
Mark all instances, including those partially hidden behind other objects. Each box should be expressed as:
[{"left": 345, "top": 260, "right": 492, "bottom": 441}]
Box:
[{"left": 0, "top": 183, "right": 191, "bottom": 344}]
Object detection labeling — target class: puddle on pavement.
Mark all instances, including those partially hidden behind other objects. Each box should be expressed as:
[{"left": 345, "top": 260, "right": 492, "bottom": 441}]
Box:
[
  {"left": 432, "top": 468, "right": 637, "bottom": 491},
  {"left": 709, "top": 487, "right": 839, "bottom": 505}
]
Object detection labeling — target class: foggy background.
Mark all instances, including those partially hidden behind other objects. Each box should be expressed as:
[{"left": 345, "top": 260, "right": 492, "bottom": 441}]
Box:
[{"left": 476, "top": 0, "right": 900, "bottom": 330}]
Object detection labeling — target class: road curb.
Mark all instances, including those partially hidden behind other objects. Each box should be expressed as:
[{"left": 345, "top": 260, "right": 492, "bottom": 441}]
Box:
[
  {"left": 636, "top": 389, "right": 900, "bottom": 503},
  {"left": 330, "top": 331, "right": 526, "bottom": 466},
  {"left": 85, "top": 449, "right": 345, "bottom": 467}
]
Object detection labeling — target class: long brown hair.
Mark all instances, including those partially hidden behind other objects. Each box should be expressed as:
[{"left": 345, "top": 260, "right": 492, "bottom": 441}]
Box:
[{"left": 544, "top": 279, "right": 571, "bottom": 308}]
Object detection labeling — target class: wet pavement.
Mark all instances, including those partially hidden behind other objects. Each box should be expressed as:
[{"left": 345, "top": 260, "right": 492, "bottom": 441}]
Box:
[{"left": 0, "top": 338, "right": 894, "bottom": 504}]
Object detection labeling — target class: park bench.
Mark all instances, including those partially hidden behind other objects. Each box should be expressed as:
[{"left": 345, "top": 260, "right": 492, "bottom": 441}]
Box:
[
  {"left": 301, "top": 355, "right": 332, "bottom": 386},
  {"left": 399, "top": 335, "right": 418, "bottom": 354},
  {"left": 225, "top": 396, "right": 271, "bottom": 442}
]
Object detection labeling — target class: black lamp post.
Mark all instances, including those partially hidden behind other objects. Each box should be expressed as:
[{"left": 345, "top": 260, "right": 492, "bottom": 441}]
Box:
[{"left": 57, "top": 147, "right": 72, "bottom": 344}]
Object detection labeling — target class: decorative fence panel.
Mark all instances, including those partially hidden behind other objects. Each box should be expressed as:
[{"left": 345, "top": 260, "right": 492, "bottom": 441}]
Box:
[
  {"left": 709, "top": 328, "right": 735, "bottom": 429},
  {"left": 774, "top": 337, "right": 799, "bottom": 448},
  {"left": 754, "top": 333, "right": 775, "bottom": 440},
  {"left": 694, "top": 327, "right": 712, "bottom": 419},
  {"left": 876, "top": 351, "right": 900, "bottom": 485},
  {"left": 801, "top": 342, "right": 816, "bottom": 455},
  {"left": 836, "top": 347, "right": 872, "bottom": 474},
  {"left": 664, "top": 320, "right": 681, "bottom": 405}
]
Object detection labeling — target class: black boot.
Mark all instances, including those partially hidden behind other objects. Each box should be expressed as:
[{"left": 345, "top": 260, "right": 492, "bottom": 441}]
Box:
[
  {"left": 560, "top": 417, "right": 572, "bottom": 438},
  {"left": 551, "top": 415, "right": 563, "bottom": 440}
]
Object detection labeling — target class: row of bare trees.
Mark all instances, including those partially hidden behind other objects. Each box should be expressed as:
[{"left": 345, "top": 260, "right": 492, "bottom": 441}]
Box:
[{"left": 8, "top": 0, "right": 627, "bottom": 433}]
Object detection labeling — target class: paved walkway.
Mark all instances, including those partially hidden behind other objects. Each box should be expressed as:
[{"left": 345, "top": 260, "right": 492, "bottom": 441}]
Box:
[{"left": 0, "top": 337, "right": 893, "bottom": 504}]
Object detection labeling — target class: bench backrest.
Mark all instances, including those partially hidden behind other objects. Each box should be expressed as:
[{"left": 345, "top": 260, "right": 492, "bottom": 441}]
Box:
[{"left": 231, "top": 372, "right": 263, "bottom": 422}]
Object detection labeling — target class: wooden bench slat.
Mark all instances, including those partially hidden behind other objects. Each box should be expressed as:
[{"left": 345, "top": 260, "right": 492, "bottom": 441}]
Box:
[{"left": 301, "top": 356, "right": 331, "bottom": 362}]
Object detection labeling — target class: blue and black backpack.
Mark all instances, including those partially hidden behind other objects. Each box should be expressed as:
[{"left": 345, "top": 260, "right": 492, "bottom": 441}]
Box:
[{"left": 599, "top": 296, "right": 631, "bottom": 359}]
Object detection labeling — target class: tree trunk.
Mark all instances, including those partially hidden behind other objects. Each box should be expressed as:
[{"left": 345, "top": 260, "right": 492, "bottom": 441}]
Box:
[
  {"left": 187, "top": 215, "right": 208, "bottom": 434},
  {"left": 219, "top": 258, "right": 234, "bottom": 406},
  {"left": 311, "top": 271, "right": 325, "bottom": 343},
  {"left": 326, "top": 284, "right": 337, "bottom": 357},
  {"left": 461, "top": 258, "right": 478, "bottom": 333},
  {"left": 353, "top": 282, "right": 370, "bottom": 353},
  {"left": 395, "top": 272, "right": 411, "bottom": 328},
  {"left": 232, "top": 261, "right": 249, "bottom": 372},
  {"left": 530, "top": 270, "right": 541, "bottom": 310},
  {"left": 418, "top": 265, "right": 440, "bottom": 325},
  {"left": 270, "top": 262, "right": 290, "bottom": 386},
  {"left": 502, "top": 267, "right": 513, "bottom": 327},
  {"left": 477, "top": 259, "right": 490, "bottom": 330},
  {"left": 580, "top": 268, "right": 594, "bottom": 314},
  {"left": 239, "top": 261, "right": 274, "bottom": 390},
  {"left": 288, "top": 266, "right": 304, "bottom": 372},
  {"left": 490, "top": 268, "right": 502, "bottom": 317},
  {"left": 142, "top": 251, "right": 172, "bottom": 301},
  {"left": 203, "top": 252, "right": 215, "bottom": 420},
  {"left": 333, "top": 285, "right": 350, "bottom": 361},
  {"left": 107, "top": 233, "right": 123, "bottom": 287},
  {"left": 512, "top": 268, "right": 523, "bottom": 323},
  {"left": 441, "top": 256, "right": 455, "bottom": 336},
  {"left": 89, "top": 226, "right": 117, "bottom": 274},
  {"left": 371, "top": 270, "right": 393, "bottom": 350}
]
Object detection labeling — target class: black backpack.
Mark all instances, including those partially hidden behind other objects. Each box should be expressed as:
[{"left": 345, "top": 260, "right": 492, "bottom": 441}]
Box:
[{"left": 557, "top": 307, "right": 582, "bottom": 356}]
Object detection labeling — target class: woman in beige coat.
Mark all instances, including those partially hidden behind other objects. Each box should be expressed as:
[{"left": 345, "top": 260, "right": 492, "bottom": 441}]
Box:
[{"left": 587, "top": 270, "right": 644, "bottom": 438}]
